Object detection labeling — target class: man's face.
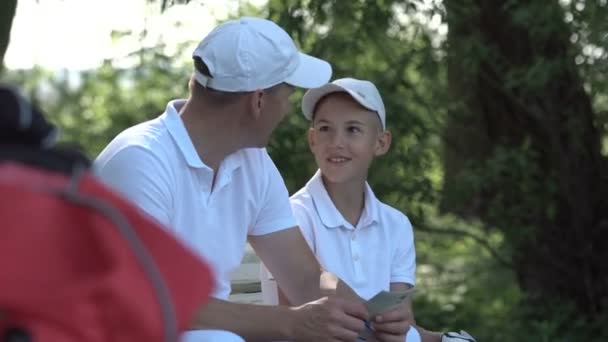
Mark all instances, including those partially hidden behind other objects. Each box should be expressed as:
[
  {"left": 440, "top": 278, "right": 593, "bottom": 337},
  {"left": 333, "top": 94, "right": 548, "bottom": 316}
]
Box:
[{"left": 255, "top": 83, "right": 296, "bottom": 146}]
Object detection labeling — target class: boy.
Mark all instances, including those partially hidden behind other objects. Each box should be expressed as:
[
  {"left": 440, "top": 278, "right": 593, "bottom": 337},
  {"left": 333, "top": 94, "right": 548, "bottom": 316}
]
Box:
[{"left": 261, "top": 78, "right": 476, "bottom": 342}]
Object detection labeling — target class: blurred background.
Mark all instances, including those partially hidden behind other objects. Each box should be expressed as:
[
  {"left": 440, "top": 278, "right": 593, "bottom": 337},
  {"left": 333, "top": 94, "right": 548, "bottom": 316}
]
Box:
[{"left": 1, "top": 0, "right": 607, "bottom": 341}]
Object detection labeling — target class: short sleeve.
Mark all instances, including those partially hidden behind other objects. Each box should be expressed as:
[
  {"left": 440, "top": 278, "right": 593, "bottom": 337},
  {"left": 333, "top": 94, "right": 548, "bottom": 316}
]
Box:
[
  {"left": 249, "top": 151, "right": 296, "bottom": 235},
  {"left": 390, "top": 214, "right": 416, "bottom": 286},
  {"left": 289, "top": 200, "right": 316, "bottom": 253},
  {"left": 93, "top": 146, "right": 174, "bottom": 229}
]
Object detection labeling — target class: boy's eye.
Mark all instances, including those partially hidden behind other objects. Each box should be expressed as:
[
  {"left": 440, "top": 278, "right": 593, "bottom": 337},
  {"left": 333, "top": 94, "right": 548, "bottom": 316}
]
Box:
[
  {"left": 318, "top": 125, "right": 330, "bottom": 132},
  {"left": 348, "top": 126, "right": 362, "bottom": 133}
]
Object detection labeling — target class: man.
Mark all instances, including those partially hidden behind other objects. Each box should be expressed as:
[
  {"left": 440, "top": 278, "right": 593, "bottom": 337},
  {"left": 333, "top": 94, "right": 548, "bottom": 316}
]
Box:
[{"left": 94, "top": 17, "right": 397, "bottom": 341}]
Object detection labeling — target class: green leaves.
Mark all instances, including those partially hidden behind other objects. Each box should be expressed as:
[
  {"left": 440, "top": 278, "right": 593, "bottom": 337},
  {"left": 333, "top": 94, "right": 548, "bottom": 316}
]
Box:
[{"left": 5, "top": 41, "right": 191, "bottom": 158}]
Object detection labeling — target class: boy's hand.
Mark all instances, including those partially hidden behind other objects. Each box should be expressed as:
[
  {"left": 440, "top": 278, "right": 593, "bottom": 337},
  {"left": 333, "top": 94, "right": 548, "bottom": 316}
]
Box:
[
  {"left": 441, "top": 330, "right": 476, "bottom": 342},
  {"left": 292, "top": 295, "right": 368, "bottom": 341},
  {"left": 370, "top": 302, "right": 413, "bottom": 342}
]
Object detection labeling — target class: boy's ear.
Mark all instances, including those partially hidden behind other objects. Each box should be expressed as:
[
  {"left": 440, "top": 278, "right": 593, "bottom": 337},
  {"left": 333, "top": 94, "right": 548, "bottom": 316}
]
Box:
[
  {"left": 247, "top": 90, "right": 265, "bottom": 120},
  {"left": 308, "top": 126, "right": 316, "bottom": 151},
  {"left": 375, "top": 130, "right": 392, "bottom": 156}
]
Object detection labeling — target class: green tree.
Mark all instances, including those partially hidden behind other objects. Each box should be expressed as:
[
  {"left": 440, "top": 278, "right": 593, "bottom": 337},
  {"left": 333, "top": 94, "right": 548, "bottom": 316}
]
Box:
[
  {"left": 443, "top": 0, "right": 608, "bottom": 332},
  {"left": 0, "top": 0, "right": 17, "bottom": 72},
  {"left": 4, "top": 42, "right": 192, "bottom": 156}
]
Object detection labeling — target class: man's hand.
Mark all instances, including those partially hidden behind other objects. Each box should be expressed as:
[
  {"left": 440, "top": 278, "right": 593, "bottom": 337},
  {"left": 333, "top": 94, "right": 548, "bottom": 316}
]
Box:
[
  {"left": 291, "top": 295, "right": 368, "bottom": 341},
  {"left": 370, "top": 302, "right": 413, "bottom": 342}
]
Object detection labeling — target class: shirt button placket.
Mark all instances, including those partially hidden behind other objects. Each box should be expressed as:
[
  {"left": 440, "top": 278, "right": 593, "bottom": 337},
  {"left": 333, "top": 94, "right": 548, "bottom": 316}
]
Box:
[
  {"left": 351, "top": 233, "right": 361, "bottom": 262},
  {"left": 350, "top": 229, "right": 365, "bottom": 284}
]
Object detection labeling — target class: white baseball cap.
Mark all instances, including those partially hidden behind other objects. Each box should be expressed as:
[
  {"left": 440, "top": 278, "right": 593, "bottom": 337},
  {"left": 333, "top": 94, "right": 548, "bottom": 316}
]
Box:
[
  {"left": 192, "top": 17, "right": 332, "bottom": 92},
  {"left": 301, "top": 77, "right": 386, "bottom": 129}
]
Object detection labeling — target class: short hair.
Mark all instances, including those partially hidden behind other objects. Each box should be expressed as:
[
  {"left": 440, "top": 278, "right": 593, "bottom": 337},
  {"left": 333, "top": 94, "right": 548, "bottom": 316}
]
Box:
[
  {"left": 191, "top": 56, "right": 249, "bottom": 106},
  {"left": 191, "top": 57, "right": 288, "bottom": 106}
]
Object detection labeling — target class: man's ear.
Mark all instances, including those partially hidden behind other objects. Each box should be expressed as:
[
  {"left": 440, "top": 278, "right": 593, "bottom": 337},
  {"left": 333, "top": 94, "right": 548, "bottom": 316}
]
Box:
[
  {"left": 375, "top": 130, "right": 392, "bottom": 156},
  {"left": 248, "top": 90, "right": 265, "bottom": 120}
]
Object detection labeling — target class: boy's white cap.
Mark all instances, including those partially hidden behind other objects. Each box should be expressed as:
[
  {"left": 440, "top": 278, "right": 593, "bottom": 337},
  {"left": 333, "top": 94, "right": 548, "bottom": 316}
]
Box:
[
  {"left": 192, "top": 17, "right": 332, "bottom": 92},
  {"left": 301, "top": 77, "right": 386, "bottom": 129}
]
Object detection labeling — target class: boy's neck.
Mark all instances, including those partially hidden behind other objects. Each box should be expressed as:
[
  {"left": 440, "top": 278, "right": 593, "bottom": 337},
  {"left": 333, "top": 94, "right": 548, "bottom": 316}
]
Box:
[{"left": 321, "top": 176, "right": 367, "bottom": 227}]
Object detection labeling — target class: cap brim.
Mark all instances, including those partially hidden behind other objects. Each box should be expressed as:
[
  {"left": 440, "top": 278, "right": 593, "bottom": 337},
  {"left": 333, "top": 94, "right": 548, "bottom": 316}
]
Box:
[{"left": 284, "top": 53, "right": 332, "bottom": 89}]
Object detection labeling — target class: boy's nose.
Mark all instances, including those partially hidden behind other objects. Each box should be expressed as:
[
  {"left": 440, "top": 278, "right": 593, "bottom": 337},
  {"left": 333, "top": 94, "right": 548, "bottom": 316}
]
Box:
[{"left": 329, "top": 131, "right": 345, "bottom": 148}]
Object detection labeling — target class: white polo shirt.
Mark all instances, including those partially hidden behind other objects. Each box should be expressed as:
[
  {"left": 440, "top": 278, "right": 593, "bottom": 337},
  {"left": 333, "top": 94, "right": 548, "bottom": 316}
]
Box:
[
  {"left": 261, "top": 170, "right": 415, "bottom": 302},
  {"left": 94, "top": 99, "right": 296, "bottom": 300}
]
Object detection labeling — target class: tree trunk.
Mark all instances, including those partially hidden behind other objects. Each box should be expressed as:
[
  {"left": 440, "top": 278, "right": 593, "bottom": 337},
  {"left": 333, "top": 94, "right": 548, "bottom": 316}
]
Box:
[
  {"left": 0, "top": 0, "right": 18, "bottom": 73},
  {"left": 444, "top": 0, "right": 608, "bottom": 319}
]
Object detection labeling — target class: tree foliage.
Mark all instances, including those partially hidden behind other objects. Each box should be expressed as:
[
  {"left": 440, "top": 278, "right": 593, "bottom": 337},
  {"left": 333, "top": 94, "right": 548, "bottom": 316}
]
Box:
[
  {"left": 3, "top": 42, "right": 191, "bottom": 156},
  {"left": 0, "top": 0, "right": 17, "bottom": 72},
  {"left": 444, "top": 0, "right": 608, "bottom": 326}
]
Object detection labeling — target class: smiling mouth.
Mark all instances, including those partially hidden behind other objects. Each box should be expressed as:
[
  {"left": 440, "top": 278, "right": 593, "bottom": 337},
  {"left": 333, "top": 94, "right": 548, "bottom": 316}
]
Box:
[{"left": 327, "top": 157, "right": 351, "bottom": 163}]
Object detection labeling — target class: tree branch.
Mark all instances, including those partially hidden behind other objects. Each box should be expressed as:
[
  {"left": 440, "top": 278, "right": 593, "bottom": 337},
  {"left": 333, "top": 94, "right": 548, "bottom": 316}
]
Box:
[{"left": 416, "top": 223, "right": 514, "bottom": 269}]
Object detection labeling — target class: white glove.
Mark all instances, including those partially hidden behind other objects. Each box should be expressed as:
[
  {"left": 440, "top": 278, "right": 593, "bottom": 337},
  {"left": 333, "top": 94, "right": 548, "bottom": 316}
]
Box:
[{"left": 441, "top": 330, "right": 476, "bottom": 342}]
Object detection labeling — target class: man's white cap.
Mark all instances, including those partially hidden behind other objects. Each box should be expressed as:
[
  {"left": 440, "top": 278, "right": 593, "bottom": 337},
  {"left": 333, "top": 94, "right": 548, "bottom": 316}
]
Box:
[
  {"left": 301, "top": 77, "right": 386, "bottom": 129},
  {"left": 192, "top": 17, "right": 332, "bottom": 92}
]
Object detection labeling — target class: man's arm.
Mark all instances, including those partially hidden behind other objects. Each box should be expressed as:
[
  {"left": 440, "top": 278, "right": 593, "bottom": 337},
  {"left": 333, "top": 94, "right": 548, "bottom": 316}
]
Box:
[
  {"left": 249, "top": 226, "right": 362, "bottom": 305},
  {"left": 246, "top": 227, "right": 368, "bottom": 340},
  {"left": 191, "top": 294, "right": 367, "bottom": 341},
  {"left": 190, "top": 297, "right": 294, "bottom": 340}
]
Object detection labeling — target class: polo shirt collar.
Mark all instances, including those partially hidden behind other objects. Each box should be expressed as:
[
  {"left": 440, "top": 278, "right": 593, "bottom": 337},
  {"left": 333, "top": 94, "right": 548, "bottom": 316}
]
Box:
[
  {"left": 162, "top": 100, "right": 205, "bottom": 169},
  {"left": 160, "top": 100, "right": 240, "bottom": 176},
  {"left": 306, "top": 170, "right": 380, "bottom": 230}
]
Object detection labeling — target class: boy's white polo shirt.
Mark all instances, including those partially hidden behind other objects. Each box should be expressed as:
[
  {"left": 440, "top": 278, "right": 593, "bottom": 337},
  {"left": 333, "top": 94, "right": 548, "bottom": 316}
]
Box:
[
  {"left": 290, "top": 170, "right": 416, "bottom": 300},
  {"left": 260, "top": 170, "right": 416, "bottom": 303},
  {"left": 94, "top": 99, "right": 296, "bottom": 300}
]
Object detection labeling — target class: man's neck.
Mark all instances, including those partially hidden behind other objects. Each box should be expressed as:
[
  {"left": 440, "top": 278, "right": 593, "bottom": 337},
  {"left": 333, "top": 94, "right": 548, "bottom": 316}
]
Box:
[
  {"left": 322, "top": 176, "right": 367, "bottom": 227},
  {"left": 179, "top": 99, "right": 244, "bottom": 171}
]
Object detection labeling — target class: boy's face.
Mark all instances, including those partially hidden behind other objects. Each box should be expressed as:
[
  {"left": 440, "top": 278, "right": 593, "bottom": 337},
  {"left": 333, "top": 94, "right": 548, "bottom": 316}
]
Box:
[{"left": 309, "top": 93, "right": 391, "bottom": 185}]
